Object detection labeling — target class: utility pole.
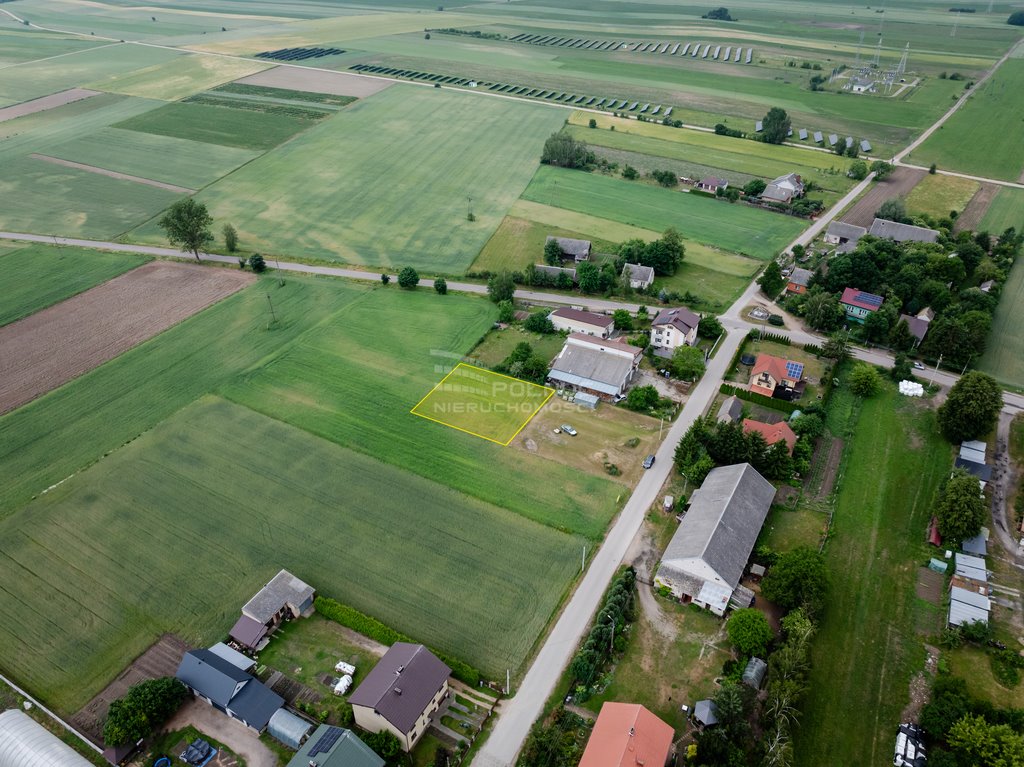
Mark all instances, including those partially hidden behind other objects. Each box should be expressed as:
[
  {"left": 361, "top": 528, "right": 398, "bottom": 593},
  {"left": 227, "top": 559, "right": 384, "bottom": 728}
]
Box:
[
  {"left": 934, "top": 353, "right": 943, "bottom": 376},
  {"left": 581, "top": 545, "right": 586, "bottom": 574},
  {"left": 266, "top": 294, "right": 277, "bottom": 324},
  {"left": 506, "top": 669, "right": 510, "bottom": 696}
]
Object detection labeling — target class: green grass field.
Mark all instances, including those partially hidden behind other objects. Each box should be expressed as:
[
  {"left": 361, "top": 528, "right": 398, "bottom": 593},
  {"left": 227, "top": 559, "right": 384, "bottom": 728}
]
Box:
[
  {"left": 46, "top": 128, "right": 261, "bottom": 189},
  {"left": 0, "top": 244, "right": 148, "bottom": 326},
  {"left": 902, "top": 173, "right": 979, "bottom": 218},
  {"left": 0, "top": 396, "right": 582, "bottom": 710},
  {"left": 127, "top": 85, "right": 565, "bottom": 272},
  {"left": 114, "top": 100, "right": 319, "bottom": 151},
  {"left": 86, "top": 53, "right": 269, "bottom": 101},
  {"left": 909, "top": 60, "right": 1024, "bottom": 182},
  {"left": 980, "top": 186, "right": 1024, "bottom": 233},
  {"left": 795, "top": 385, "right": 950, "bottom": 767},
  {"left": 471, "top": 215, "right": 620, "bottom": 274},
  {"left": 979, "top": 255, "right": 1024, "bottom": 389},
  {"left": 412, "top": 363, "right": 553, "bottom": 445},
  {"left": 0, "top": 155, "right": 182, "bottom": 239},
  {"left": 522, "top": 166, "right": 805, "bottom": 259}
]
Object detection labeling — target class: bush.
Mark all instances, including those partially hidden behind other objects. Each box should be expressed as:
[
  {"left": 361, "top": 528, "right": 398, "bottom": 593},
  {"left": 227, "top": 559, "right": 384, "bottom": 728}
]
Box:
[
  {"left": 380, "top": 273, "right": 390, "bottom": 285},
  {"left": 622, "top": 165, "right": 639, "bottom": 180},
  {"left": 588, "top": 118, "right": 597, "bottom": 128},
  {"left": 103, "top": 678, "right": 188, "bottom": 746},
  {"left": 315, "top": 596, "right": 480, "bottom": 686},
  {"left": 248, "top": 253, "right": 266, "bottom": 273},
  {"left": 761, "top": 547, "right": 829, "bottom": 616},
  {"left": 397, "top": 266, "right": 419, "bottom": 288},
  {"left": 523, "top": 311, "right": 555, "bottom": 334},
  {"left": 727, "top": 608, "right": 773, "bottom": 657},
  {"left": 1008, "top": 10, "right": 1024, "bottom": 24},
  {"left": 434, "top": 277, "right": 447, "bottom": 294},
  {"left": 222, "top": 223, "right": 238, "bottom": 252},
  {"left": 624, "top": 385, "right": 660, "bottom": 412}
]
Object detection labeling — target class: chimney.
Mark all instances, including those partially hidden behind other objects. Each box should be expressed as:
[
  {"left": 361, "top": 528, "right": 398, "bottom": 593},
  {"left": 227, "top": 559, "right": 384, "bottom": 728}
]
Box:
[
  {"left": 629, "top": 727, "right": 635, "bottom": 737},
  {"left": 394, "top": 687, "right": 402, "bottom": 695}
]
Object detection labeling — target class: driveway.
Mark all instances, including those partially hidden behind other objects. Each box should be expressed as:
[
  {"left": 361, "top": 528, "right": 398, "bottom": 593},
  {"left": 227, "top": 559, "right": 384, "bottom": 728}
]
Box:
[{"left": 162, "top": 700, "right": 278, "bottom": 767}]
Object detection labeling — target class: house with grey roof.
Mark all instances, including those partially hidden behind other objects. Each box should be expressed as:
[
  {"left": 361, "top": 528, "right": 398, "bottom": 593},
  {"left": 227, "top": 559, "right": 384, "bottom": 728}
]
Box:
[
  {"left": 285, "top": 725, "right": 382, "bottom": 767},
  {"left": 548, "top": 333, "right": 642, "bottom": 399},
  {"left": 762, "top": 172, "right": 805, "bottom": 204},
  {"left": 897, "top": 313, "right": 930, "bottom": 346},
  {"left": 786, "top": 267, "right": 813, "bottom": 294},
  {"left": 176, "top": 649, "right": 283, "bottom": 732},
  {"left": 655, "top": 464, "right": 776, "bottom": 615},
  {"left": 534, "top": 264, "right": 576, "bottom": 284},
  {"left": 349, "top": 643, "right": 450, "bottom": 751},
  {"left": 716, "top": 395, "right": 743, "bottom": 424},
  {"left": 650, "top": 306, "right": 700, "bottom": 353},
  {"left": 824, "top": 221, "right": 867, "bottom": 252},
  {"left": 545, "top": 235, "right": 591, "bottom": 262},
  {"left": 868, "top": 217, "right": 939, "bottom": 244},
  {"left": 241, "top": 569, "right": 315, "bottom": 630},
  {"left": 621, "top": 262, "right": 655, "bottom": 289}
]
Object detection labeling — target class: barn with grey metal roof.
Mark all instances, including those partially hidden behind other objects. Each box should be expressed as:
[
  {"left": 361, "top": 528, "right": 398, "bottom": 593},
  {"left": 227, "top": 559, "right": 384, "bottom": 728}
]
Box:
[{"left": 868, "top": 218, "right": 939, "bottom": 243}]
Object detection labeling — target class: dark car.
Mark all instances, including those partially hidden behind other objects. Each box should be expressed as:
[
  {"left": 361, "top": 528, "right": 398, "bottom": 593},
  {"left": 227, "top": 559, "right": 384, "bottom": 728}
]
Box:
[{"left": 642, "top": 454, "right": 656, "bottom": 469}]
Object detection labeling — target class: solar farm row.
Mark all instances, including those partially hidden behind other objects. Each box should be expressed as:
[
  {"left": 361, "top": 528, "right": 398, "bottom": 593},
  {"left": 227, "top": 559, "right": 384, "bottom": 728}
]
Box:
[
  {"left": 754, "top": 121, "right": 872, "bottom": 152},
  {"left": 348, "top": 64, "right": 675, "bottom": 119},
  {"left": 507, "top": 34, "right": 753, "bottom": 64},
  {"left": 256, "top": 47, "right": 345, "bottom": 61}
]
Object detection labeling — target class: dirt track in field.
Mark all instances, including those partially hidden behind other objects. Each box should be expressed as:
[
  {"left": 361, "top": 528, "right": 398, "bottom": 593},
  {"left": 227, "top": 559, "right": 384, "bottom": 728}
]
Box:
[
  {"left": 841, "top": 166, "right": 926, "bottom": 228},
  {"left": 0, "top": 261, "right": 253, "bottom": 414},
  {"left": 0, "top": 88, "right": 99, "bottom": 123},
  {"left": 955, "top": 182, "right": 998, "bottom": 232},
  {"left": 234, "top": 65, "right": 392, "bottom": 97},
  {"left": 29, "top": 153, "right": 195, "bottom": 193}
]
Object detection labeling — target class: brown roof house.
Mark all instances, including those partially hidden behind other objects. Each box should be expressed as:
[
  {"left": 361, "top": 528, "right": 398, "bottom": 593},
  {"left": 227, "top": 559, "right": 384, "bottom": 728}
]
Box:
[
  {"left": 696, "top": 176, "right": 728, "bottom": 194},
  {"left": 897, "top": 313, "right": 931, "bottom": 347},
  {"left": 349, "top": 644, "right": 450, "bottom": 752},
  {"left": 549, "top": 308, "right": 613, "bottom": 338},
  {"left": 650, "top": 306, "right": 700, "bottom": 353},
  {"left": 578, "top": 703, "right": 675, "bottom": 767},
  {"left": 786, "top": 267, "right": 813, "bottom": 295}
]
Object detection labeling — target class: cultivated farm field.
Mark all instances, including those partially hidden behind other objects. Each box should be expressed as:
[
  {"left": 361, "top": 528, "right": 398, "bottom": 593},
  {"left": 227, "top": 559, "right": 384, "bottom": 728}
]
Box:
[{"left": 0, "top": 244, "right": 148, "bottom": 327}]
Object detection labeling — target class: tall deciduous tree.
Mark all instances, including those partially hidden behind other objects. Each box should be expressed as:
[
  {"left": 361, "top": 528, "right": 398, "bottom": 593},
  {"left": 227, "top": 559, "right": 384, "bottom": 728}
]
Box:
[
  {"left": 761, "top": 547, "right": 829, "bottom": 616},
  {"left": 758, "top": 261, "right": 785, "bottom": 298},
  {"left": 103, "top": 678, "right": 187, "bottom": 746},
  {"left": 761, "top": 107, "right": 791, "bottom": 145},
  {"left": 727, "top": 608, "right": 773, "bottom": 657},
  {"left": 544, "top": 238, "right": 563, "bottom": 265},
  {"left": 849, "top": 364, "right": 882, "bottom": 397},
  {"left": 577, "top": 261, "right": 601, "bottom": 293},
  {"left": 671, "top": 345, "right": 705, "bottom": 380},
  {"left": 487, "top": 270, "right": 516, "bottom": 303},
  {"left": 937, "top": 371, "right": 1003, "bottom": 442},
  {"left": 541, "top": 132, "right": 591, "bottom": 168},
  {"left": 805, "top": 291, "right": 845, "bottom": 333},
  {"left": 159, "top": 198, "right": 213, "bottom": 260},
  {"left": 935, "top": 469, "right": 987, "bottom": 544}
]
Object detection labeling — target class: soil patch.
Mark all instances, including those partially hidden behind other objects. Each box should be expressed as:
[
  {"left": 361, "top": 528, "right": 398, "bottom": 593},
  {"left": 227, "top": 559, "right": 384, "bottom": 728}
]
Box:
[
  {"left": 807, "top": 435, "right": 844, "bottom": 500},
  {"left": 234, "top": 66, "right": 392, "bottom": 98},
  {"left": 71, "top": 634, "right": 190, "bottom": 745},
  {"left": 0, "top": 261, "right": 253, "bottom": 414},
  {"left": 841, "top": 167, "right": 926, "bottom": 228},
  {"left": 0, "top": 88, "right": 100, "bottom": 123},
  {"left": 914, "top": 567, "right": 944, "bottom": 603},
  {"left": 29, "top": 153, "right": 195, "bottom": 193},
  {"left": 955, "top": 182, "right": 998, "bottom": 232}
]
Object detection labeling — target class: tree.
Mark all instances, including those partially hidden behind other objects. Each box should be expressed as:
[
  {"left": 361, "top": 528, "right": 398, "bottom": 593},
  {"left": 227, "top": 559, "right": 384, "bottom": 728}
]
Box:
[
  {"left": 761, "top": 107, "right": 791, "bottom": 145},
  {"left": 698, "top": 315, "right": 724, "bottom": 338},
  {"left": 703, "top": 7, "right": 735, "bottom": 21},
  {"left": 743, "top": 178, "right": 767, "bottom": 197},
  {"left": 434, "top": 276, "right": 447, "bottom": 294},
  {"left": 158, "top": 198, "right": 213, "bottom": 260},
  {"left": 497, "top": 299, "right": 514, "bottom": 323},
  {"left": 380, "top": 273, "right": 390, "bottom": 285},
  {"left": 727, "top": 608, "right": 773, "bottom": 657},
  {"left": 541, "top": 132, "right": 591, "bottom": 168},
  {"left": 889, "top": 318, "right": 915, "bottom": 352},
  {"left": 622, "top": 165, "right": 639, "bottom": 180},
  {"left": 625, "top": 385, "right": 660, "bottom": 412},
  {"left": 948, "top": 714, "right": 1024, "bottom": 766},
  {"left": 862, "top": 309, "right": 891, "bottom": 343},
  {"left": 848, "top": 363, "right": 882, "bottom": 397},
  {"left": 937, "top": 371, "right": 1003, "bottom": 442},
  {"left": 222, "top": 223, "right": 238, "bottom": 252},
  {"left": 397, "top": 266, "right": 419, "bottom": 288},
  {"left": 612, "top": 309, "right": 633, "bottom": 331},
  {"left": 103, "top": 678, "right": 187, "bottom": 747},
  {"left": 248, "top": 252, "right": 266, "bottom": 273},
  {"left": 870, "top": 160, "right": 895, "bottom": 180},
  {"left": 758, "top": 261, "right": 785, "bottom": 298},
  {"left": 1008, "top": 10, "right": 1024, "bottom": 24},
  {"left": 848, "top": 159, "right": 868, "bottom": 180},
  {"left": 524, "top": 312, "right": 555, "bottom": 333},
  {"left": 935, "top": 469, "right": 988, "bottom": 544},
  {"left": 544, "top": 238, "right": 563, "bottom": 265},
  {"left": 671, "top": 345, "right": 705, "bottom": 380},
  {"left": 487, "top": 270, "right": 516, "bottom": 303},
  {"left": 761, "top": 547, "right": 829, "bottom": 616},
  {"left": 364, "top": 731, "right": 402, "bottom": 759},
  {"left": 805, "top": 292, "right": 845, "bottom": 332},
  {"left": 588, "top": 117, "right": 597, "bottom": 128},
  {"left": 877, "top": 197, "right": 907, "bottom": 223},
  {"left": 820, "top": 331, "right": 850, "bottom": 361},
  {"left": 890, "top": 353, "right": 913, "bottom": 382},
  {"left": 577, "top": 261, "right": 601, "bottom": 293}
]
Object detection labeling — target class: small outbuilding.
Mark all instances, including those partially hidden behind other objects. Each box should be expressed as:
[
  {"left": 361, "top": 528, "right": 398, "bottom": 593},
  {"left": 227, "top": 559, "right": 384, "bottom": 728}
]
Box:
[
  {"left": 742, "top": 657, "right": 767, "bottom": 689},
  {"left": 0, "top": 709, "right": 95, "bottom": 767},
  {"left": 549, "top": 308, "right": 614, "bottom": 338},
  {"left": 716, "top": 395, "right": 743, "bottom": 424},
  {"left": 693, "top": 700, "right": 719, "bottom": 727},
  {"left": 267, "top": 708, "right": 313, "bottom": 750}
]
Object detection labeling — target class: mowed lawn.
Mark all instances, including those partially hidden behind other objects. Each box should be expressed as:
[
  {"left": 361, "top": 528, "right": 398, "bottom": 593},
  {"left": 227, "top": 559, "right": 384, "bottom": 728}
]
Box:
[
  {"left": 46, "top": 128, "right": 261, "bottom": 190},
  {"left": 0, "top": 397, "right": 583, "bottom": 710},
  {"left": 910, "top": 60, "right": 1024, "bottom": 182},
  {"left": 143, "top": 85, "right": 566, "bottom": 272},
  {"left": 794, "top": 386, "right": 950, "bottom": 767},
  {"left": 0, "top": 244, "right": 148, "bottom": 326},
  {"left": 522, "top": 166, "right": 805, "bottom": 260},
  {"left": 413, "top": 364, "right": 553, "bottom": 445}
]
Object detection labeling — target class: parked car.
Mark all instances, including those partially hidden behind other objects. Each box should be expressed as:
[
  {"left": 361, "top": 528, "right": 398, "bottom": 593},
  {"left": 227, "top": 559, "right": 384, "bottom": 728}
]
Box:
[
  {"left": 561, "top": 424, "right": 578, "bottom": 436},
  {"left": 643, "top": 454, "right": 656, "bottom": 469},
  {"left": 335, "top": 661, "right": 356, "bottom": 676}
]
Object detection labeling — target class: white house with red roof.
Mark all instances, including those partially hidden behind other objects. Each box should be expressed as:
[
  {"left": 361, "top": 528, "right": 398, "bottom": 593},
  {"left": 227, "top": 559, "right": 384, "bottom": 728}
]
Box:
[
  {"left": 578, "top": 703, "right": 674, "bottom": 767},
  {"left": 839, "top": 287, "right": 884, "bottom": 323},
  {"left": 749, "top": 354, "right": 805, "bottom": 400}
]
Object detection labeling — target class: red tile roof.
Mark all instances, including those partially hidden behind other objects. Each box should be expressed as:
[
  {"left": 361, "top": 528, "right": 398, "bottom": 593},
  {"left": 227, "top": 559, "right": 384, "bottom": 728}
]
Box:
[
  {"left": 840, "top": 287, "right": 884, "bottom": 312},
  {"left": 742, "top": 419, "right": 797, "bottom": 454},
  {"left": 579, "top": 703, "right": 674, "bottom": 767},
  {"left": 751, "top": 353, "right": 787, "bottom": 382}
]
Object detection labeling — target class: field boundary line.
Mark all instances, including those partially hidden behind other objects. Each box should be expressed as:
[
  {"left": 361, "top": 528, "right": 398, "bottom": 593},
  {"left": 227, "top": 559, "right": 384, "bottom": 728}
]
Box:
[
  {"left": 29, "top": 153, "right": 196, "bottom": 193},
  {"left": 0, "top": 671, "right": 102, "bottom": 754}
]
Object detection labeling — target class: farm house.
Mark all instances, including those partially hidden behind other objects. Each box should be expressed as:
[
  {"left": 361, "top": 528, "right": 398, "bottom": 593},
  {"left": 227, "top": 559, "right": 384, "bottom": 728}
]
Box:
[
  {"left": 548, "top": 334, "right": 643, "bottom": 400},
  {"left": 0, "top": 709, "right": 94, "bottom": 767}
]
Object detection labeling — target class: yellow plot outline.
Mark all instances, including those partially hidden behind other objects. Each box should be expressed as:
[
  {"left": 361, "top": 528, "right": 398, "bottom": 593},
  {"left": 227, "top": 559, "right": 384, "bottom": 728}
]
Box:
[{"left": 410, "top": 363, "right": 555, "bottom": 446}]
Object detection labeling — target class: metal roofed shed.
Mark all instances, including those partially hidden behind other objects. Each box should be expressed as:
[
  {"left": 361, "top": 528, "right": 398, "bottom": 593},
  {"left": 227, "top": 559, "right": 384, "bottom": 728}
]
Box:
[
  {"left": 0, "top": 710, "right": 94, "bottom": 767},
  {"left": 229, "top": 615, "right": 269, "bottom": 652},
  {"left": 742, "top": 657, "right": 767, "bottom": 689},
  {"left": 961, "top": 439, "right": 987, "bottom": 456},
  {"left": 207, "top": 642, "right": 255, "bottom": 672},
  {"left": 242, "top": 569, "right": 315, "bottom": 626},
  {"left": 954, "top": 553, "right": 987, "bottom": 582},
  {"left": 961, "top": 529, "right": 988, "bottom": 557},
  {"left": 285, "top": 725, "right": 382, "bottom": 767},
  {"left": 268, "top": 708, "right": 313, "bottom": 750},
  {"left": 574, "top": 391, "right": 599, "bottom": 409},
  {"left": 716, "top": 395, "right": 743, "bottom": 423},
  {"left": 949, "top": 599, "right": 989, "bottom": 627},
  {"left": 694, "top": 700, "right": 719, "bottom": 727}
]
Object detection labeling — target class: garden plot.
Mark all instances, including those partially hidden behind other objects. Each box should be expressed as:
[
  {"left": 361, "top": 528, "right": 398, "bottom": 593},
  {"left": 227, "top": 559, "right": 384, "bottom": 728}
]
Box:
[{"left": 0, "top": 261, "right": 252, "bottom": 414}]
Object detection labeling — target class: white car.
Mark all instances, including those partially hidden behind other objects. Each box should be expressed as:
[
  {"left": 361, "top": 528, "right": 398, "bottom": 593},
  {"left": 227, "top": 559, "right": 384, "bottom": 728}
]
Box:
[
  {"left": 561, "top": 424, "right": 578, "bottom": 436},
  {"left": 334, "top": 661, "right": 356, "bottom": 676},
  {"left": 333, "top": 675, "right": 353, "bottom": 696},
  {"left": 913, "top": 361, "right": 925, "bottom": 370}
]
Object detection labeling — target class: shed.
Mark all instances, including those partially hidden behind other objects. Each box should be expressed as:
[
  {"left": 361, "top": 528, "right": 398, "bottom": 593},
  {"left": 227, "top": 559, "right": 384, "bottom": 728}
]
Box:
[
  {"left": 954, "top": 553, "right": 987, "bottom": 582},
  {"left": 229, "top": 615, "right": 269, "bottom": 652},
  {"left": 742, "top": 657, "right": 767, "bottom": 689},
  {"left": 268, "top": 708, "right": 313, "bottom": 750},
  {"left": 959, "top": 445, "right": 985, "bottom": 463},
  {"left": 693, "top": 700, "right": 719, "bottom": 727},
  {"left": 0, "top": 709, "right": 95, "bottom": 767},
  {"left": 716, "top": 395, "right": 743, "bottom": 423},
  {"left": 207, "top": 643, "right": 255, "bottom": 672},
  {"left": 575, "top": 391, "right": 599, "bottom": 409},
  {"left": 961, "top": 439, "right": 987, "bottom": 455},
  {"left": 546, "top": 235, "right": 592, "bottom": 261},
  {"left": 948, "top": 599, "right": 989, "bottom": 627},
  {"left": 954, "top": 456, "right": 992, "bottom": 483},
  {"left": 961, "top": 529, "right": 988, "bottom": 557}
]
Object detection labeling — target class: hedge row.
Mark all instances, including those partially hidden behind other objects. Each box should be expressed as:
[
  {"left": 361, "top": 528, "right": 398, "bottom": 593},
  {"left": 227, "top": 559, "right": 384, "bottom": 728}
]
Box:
[
  {"left": 803, "top": 343, "right": 823, "bottom": 356},
  {"left": 750, "top": 329, "right": 792, "bottom": 345},
  {"left": 719, "top": 383, "right": 802, "bottom": 414},
  {"left": 314, "top": 596, "right": 481, "bottom": 686}
]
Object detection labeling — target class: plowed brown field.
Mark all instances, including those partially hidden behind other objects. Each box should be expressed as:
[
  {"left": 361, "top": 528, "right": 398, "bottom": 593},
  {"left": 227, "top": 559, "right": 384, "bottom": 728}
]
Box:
[{"left": 0, "top": 261, "right": 253, "bottom": 414}]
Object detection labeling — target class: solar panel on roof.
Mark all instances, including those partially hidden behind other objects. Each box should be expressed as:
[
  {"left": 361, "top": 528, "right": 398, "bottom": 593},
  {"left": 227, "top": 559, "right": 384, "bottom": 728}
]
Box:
[
  {"left": 723, "top": 46, "right": 731, "bottom": 60},
  {"left": 746, "top": 49, "right": 753, "bottom": 63},
  {"left": 785, "top": 361, "right": 804, "bottom": 379},
  {"left": 660, "top": 43, "right": 670, "bottom": 53},
  {"left": 857, "top": 292, "right": 883, "bottom": 307},
  {"left": 309, "top": 727, "right": 342, "bottom": 756}
]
